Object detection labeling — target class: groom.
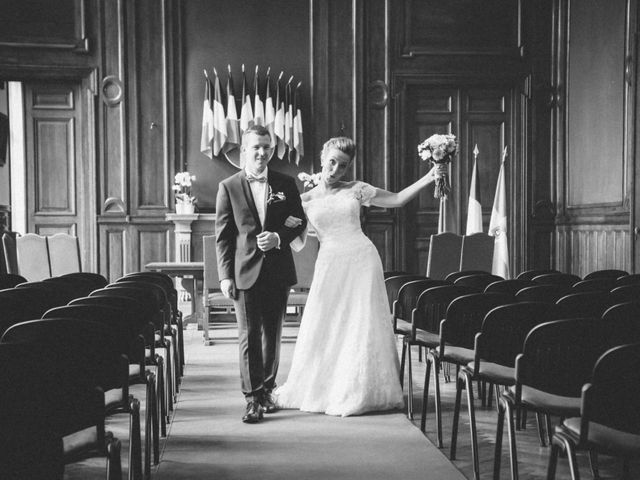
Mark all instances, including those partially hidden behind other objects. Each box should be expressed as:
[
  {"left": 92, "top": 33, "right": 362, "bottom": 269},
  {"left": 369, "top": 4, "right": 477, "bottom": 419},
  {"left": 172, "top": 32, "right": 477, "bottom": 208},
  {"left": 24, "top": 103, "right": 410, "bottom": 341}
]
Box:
[{"left": 215, "top": 125, "right": 307, "bottom": 423}]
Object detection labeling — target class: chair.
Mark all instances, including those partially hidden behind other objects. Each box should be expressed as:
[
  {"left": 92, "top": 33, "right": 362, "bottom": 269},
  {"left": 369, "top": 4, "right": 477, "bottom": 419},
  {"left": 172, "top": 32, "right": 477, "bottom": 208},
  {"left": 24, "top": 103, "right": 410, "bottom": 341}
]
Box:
[
  {"left": 44, "top": 303, "right": 155, "bottom": 477},
  {"left": 601, "top": 302, "right": 640, "bottom": 346},
  {"left": 450, "top": 302, "right": 561, "bottom": 480},
  {"left": 403, "top": 284, "right": 476, "bottom": 443},
  {"left": 583, "top": 268, "right": 628, "bottom": 280},
  {"left": 47, "top": 233, "right": 81, "bottom": 276},
  {"left": 384, "top": 274, "right": 426, "bottom": 312},
  {"left": 202, "top": 235, "right": 237, "bottom": 338},
  {"left": 547, "top": 343, "right": 640, "bottom": 480},
  {"left": 494, "top": 318, "right": 611, "bottom": 480},
  {"left": 59, "top": 271, "right": 109, "bottom": 291},
  {"left": 459, "top": 232, "right": 495, "bottom": 272},
  {"left": 0, "top": 273, "right": 27, "bottom": 289},
  {"left": 15, "top": 280, "right": 80, "bottom": 305},
  {"left": 614, "top": 273, "right": 640, "bottom": 286},
  {"left": 454, "top": 273, "right": 504, "bottom": 292},
  {"left": 515, "top": 284, "right": 573, "bottom": 303},
  {"left": 0, "top": 287, "right": 56, "bottom": 337},
  {"left": 426, "top": 232, "right": 463, "bottom": 280},
  {"left": 556, "top": 292, "right": 613, "bottom": 319},
  {"left": 516, "top": 269, "right": 560, "bottom": 281},
  {"left": 571, "top": 278, "right": 615, "bottom": 293},
  {"left": 1, "top": 232, "right": 18, "bottom": 275},
  {"left": 288, "top": 235, "right": 320, "bottom": 318},
  {"left": 532, "top": 272, "right": 581, "bottom": 286},
  {"left": 609, "top": 284, "right": 640, "bottom": 304},
  {"left": 0, "top": 343, "right": 122, "bottom": 480},
  {"left": 485, "top": 279, "right": 535, "bottom": 296},
  {"left": 384, "top": 270, "right": 408, "bottom": 279},
  {"left": 427, "top": 292, "right": 513, "bottom": 449},
  {"left": 14, "top": 233, "right": 51, "bottom": 281},
  {"left": 445, "top": 270, "right": 491, "bottom": 283}
]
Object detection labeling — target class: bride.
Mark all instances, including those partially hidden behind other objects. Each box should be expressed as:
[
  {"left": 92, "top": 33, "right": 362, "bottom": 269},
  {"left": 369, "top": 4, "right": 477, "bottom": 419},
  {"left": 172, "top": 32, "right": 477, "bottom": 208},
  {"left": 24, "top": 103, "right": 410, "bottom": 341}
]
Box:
[{"left": 275, "top": 137, "right": 437, "bottom": 416}]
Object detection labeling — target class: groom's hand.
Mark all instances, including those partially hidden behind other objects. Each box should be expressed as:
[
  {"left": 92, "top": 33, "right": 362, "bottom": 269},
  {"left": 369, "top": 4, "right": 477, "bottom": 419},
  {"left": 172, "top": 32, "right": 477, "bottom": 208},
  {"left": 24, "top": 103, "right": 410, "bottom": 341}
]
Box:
[
  {"left": 220, "top": 278, "right": 237, "bottom": 299},
  {"left": 257, "top": 231, "right": 280, "bottom": 251}
]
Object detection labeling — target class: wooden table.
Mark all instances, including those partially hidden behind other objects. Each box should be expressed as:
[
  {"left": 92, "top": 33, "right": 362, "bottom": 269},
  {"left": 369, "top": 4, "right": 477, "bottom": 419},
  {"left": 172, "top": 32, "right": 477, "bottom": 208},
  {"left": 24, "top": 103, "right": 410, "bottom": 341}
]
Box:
[{"left": 145, "top": 261, "right": 212, "bottom": 344}]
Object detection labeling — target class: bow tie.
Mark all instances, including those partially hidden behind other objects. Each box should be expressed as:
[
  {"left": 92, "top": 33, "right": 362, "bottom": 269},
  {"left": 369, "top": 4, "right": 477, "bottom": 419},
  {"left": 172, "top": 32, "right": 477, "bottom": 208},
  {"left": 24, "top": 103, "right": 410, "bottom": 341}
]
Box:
[{"left": 247, "top": 174, "right": 267, "bottom": 183}]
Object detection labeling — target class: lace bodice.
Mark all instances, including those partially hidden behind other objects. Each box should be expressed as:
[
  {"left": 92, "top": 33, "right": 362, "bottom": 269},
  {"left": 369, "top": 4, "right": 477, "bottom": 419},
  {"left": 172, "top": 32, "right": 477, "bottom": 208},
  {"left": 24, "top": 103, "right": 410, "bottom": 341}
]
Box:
[{"left": 303, "top": 181, "right": 376, "bottom": 245}]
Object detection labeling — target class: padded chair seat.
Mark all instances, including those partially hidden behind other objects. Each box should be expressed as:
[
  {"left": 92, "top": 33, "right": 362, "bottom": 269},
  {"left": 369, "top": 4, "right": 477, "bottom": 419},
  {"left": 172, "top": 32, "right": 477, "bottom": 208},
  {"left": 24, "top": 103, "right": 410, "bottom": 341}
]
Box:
[
  {"left": 63, "top": 426, "right": 99, "bottom": 458},
  {"left": 129, "top": 364, "right": 141, "bottom": 377},
  {"left": 561, "top": 417, "right": 640, "bottom": 457},
  {"left": 287, "top": 291, "right": 309, "bottom": 306},
  {"left": 413, "top": 328, "right": 440, "bottom": 348},
  {"left": 207, "top": 292, "right": 234, "bottom": 307},
  {"left": 464, "top": 361, "right": 515, "bottom": 385},
  {"left": 506, "top": 386, "right": 581, "bottom": 417},
  {"left": 105, "top": 388, "right": 125, "bottom": 410},
  {"left": 437, "top": 345, "right": 475, "bottom": 365},
  {"left": 395, "top": 318, "right": 412, "bottom": 335}
]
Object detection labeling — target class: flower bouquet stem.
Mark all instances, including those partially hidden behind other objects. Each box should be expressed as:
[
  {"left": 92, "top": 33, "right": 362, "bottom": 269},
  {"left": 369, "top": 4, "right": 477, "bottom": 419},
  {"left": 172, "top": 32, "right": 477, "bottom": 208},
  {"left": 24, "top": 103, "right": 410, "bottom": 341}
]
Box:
[{"left": 433, "top": 161, "right": 451, "bottom": 199}]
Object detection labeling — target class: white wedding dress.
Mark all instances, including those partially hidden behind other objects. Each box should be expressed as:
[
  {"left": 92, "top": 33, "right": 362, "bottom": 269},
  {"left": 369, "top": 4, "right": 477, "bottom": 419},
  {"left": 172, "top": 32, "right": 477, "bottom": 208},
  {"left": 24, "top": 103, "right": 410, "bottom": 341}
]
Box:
[{"left": 275, "top": 181, "right": 405, "bottom": 416}]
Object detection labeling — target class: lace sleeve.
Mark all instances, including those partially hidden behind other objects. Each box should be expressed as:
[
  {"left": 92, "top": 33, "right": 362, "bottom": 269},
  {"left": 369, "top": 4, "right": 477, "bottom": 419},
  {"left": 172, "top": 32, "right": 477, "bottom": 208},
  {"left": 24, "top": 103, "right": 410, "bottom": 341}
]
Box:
[{"left": 354, "top": 182, "right": 377, "bottom": 207}]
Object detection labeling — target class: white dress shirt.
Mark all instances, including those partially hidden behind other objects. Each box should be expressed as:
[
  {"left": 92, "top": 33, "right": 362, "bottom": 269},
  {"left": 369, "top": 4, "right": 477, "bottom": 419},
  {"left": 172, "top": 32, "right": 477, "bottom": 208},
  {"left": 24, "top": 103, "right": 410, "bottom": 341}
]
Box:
[{"left": 246, "top": 167, "right": 268, "bottom": 227}]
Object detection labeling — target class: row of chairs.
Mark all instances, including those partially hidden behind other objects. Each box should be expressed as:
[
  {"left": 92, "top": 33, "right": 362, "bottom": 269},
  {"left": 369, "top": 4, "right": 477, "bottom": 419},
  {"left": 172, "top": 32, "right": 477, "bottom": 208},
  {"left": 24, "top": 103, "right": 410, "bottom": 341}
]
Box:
[
  {"left": 386, "top": 269, "right": 640, "bottom": 480},
  {"left": 0, "top": 270, "right": 184, "bottom": 480}
]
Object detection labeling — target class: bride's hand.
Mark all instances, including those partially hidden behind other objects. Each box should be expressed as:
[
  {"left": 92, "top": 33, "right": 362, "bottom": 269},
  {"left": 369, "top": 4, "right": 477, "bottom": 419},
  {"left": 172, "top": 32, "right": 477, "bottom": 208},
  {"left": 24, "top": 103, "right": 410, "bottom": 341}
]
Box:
[{"left": 425, "top": 165, "right": 439, "bottom": 184}]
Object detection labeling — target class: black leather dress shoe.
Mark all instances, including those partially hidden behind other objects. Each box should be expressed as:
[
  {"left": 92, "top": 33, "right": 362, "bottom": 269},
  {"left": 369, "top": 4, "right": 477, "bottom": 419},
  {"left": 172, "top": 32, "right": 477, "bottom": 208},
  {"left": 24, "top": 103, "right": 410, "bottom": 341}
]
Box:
[
  {"left": 261, "top": 393, "right": 279, "bottom": 414},
  {"left": 242, "top": 401, "right": 264, "bottom": 423}
]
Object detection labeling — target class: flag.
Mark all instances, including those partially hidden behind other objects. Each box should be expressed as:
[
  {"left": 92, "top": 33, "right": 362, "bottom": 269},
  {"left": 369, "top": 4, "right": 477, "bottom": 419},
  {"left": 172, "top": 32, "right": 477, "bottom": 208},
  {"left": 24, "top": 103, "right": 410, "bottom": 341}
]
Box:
[
  {"left": 292, "top": 82, "right": 304, "bottom": 165},
  {"left": 284, "top": 79, "right": 293, "bottom": 162},
  {"left": 465, "top": 154, "right": 482, "bottom": 234},
  {"left": 253, "top": 66, "right": 264, "bottom": 126},
  {"left": 211, "top": 70, "right": 227, "bottom": 157},
  {"left": 223, "top": 65, "right": 240, "bottom": 153},
  {"left": 240, "top": 64, "right": 254, "bottom": 134},
  {"left": 274, "top": 73, "right": 286, "bottom": 159},
  {"left": 199, "top": 76, "right": 214, "bottom": 159},
  {"left": 264, "top": 69, "right": 276, "bottom": 148},
  {"left": 489, "top": 148, "right": 510, "bottom": 279}
]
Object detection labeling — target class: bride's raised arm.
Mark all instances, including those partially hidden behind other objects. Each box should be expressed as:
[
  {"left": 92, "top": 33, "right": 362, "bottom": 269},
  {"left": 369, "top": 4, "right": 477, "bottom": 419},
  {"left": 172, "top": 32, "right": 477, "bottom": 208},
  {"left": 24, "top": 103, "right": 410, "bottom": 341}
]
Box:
[{"left": 369, "top": 165, "right": 438, "bottom": 208}]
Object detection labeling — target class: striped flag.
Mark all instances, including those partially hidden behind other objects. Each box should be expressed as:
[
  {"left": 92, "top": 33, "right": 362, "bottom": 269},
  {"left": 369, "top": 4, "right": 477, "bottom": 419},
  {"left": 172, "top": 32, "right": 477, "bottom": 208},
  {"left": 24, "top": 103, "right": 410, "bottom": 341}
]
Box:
[
  {"left": 489, "top": 147, "right": 510, "bottom": 279},
  {"left": 223, "top": 65, "right": 240, "bottom": 153},
  {"left": 239, "top": 64, "right": 254, "bottom": 134},
  {"left": 253, "top": 66, "right": 264, "bottom": 126},
  {"left": 274, "top": 72, "right": 286, "bottom": 159},
  {"left": 211, "top": 69, "right": 227, "bottom": 157},
  {"left": 264, "top": 68, "right": 276, "bottom": 148},
  {"left": 284, "top": 78, "right": 293, "bottom": 162},
  {"left": 199, "top": 76, "right": 214, "bottom": 159},
  {"left": 292, "top": 81, "right": 304, "bottom": 165},
  {"left": 465, "top": 148, "right": 482, "bottom": 234}
]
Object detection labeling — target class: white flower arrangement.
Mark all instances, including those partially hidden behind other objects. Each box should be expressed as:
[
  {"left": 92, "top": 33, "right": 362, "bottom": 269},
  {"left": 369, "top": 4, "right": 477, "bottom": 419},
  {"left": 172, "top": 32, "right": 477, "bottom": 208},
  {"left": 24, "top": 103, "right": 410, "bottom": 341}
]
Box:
[
  {"left": 172, "top": 171, "right": 197, "bottom": 205},
  {"left": 297, "top": 172, "right": 322, "bottom": 189},
  {"left": 417, "top": 133, "right": 457, "bottom": 198}
]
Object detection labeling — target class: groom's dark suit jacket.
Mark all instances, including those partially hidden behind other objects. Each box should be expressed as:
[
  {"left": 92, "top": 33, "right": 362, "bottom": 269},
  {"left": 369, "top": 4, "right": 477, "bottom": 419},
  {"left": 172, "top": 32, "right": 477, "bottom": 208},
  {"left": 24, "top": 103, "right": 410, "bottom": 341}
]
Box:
[{"left": 215, "top": 169, "right": 307, "bottom": 290}]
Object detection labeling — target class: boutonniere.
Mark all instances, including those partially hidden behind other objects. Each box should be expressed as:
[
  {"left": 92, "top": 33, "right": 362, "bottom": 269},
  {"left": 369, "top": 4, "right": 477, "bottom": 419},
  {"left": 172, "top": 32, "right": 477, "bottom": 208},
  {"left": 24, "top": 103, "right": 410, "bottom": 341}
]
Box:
[{"left": 267, "top": 185, "right": 286, "bottom": 205}]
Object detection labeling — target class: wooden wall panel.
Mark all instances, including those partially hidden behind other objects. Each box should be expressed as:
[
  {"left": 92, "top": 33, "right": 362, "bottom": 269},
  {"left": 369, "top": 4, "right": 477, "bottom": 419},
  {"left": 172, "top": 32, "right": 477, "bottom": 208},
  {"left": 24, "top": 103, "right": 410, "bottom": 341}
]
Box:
[
  {"left": 135, "top": 227, "right": 171, "bottom": 272},
  {"left": 557, "top": 226, "right": 630, "bottom": 277},
  {"left": 34, "top": 119, "right": 74, "bottom": 213},
  {"left": 100, "top": 224, "right": 126, "bottom": 282}
]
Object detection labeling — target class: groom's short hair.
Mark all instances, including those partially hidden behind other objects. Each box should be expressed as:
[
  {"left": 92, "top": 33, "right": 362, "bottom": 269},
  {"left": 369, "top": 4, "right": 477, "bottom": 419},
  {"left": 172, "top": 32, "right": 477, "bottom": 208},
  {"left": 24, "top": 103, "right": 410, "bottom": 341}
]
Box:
[{"left": 243, "top": 125, "right": 271, "bottom": 143}]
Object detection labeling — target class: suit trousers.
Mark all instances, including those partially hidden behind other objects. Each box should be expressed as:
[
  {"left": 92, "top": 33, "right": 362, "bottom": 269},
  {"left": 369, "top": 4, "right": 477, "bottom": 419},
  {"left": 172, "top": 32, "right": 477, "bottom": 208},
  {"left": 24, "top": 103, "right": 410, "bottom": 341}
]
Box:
[{"left": 234, "top": 268, "right": 289, "bottom": 403}]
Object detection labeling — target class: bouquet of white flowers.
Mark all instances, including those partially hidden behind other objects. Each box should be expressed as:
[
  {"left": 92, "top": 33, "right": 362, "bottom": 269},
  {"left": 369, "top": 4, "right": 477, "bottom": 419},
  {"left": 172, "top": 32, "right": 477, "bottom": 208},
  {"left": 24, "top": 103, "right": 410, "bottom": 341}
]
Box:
[
  {"left": 417, "top": 133, "right": 457, "bottom": 198},
  {"left": 297, "top": 171, "right": 322, "bottom": 189}
]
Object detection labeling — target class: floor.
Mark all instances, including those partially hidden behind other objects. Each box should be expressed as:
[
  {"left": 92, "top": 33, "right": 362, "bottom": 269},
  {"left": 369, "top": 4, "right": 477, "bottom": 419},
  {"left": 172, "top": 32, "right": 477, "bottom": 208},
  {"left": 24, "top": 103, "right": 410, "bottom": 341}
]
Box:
[{"left": 64, "top": 320, "right": 638, "bottom": 480}]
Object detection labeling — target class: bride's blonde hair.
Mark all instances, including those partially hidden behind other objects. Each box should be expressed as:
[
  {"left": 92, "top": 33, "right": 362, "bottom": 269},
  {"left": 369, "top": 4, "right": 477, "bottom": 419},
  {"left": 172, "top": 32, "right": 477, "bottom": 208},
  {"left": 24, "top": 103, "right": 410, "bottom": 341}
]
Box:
[{"left": 321, "top": 137, "right": 356, "bottom": 162}]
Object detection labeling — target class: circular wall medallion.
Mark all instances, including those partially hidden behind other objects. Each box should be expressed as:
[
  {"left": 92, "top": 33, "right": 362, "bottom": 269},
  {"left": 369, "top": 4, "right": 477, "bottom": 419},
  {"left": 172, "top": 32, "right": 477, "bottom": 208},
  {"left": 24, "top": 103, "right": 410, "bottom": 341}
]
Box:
[{"left": 102, "top": 75, "right": 124, "bottom": 106}]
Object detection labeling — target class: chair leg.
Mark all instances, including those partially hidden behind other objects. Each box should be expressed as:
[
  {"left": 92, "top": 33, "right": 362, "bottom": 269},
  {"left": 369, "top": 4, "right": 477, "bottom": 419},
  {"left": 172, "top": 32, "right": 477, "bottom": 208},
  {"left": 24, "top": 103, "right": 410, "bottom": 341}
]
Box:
[
  {"left": 565, "top": 439, "right": 581, "bottom": 480},
  {"left": 106, "top": 432, "right": 123, "bottom": 480},
  {"left": 418, "top": 345, "right": 423, "bottom": 363},
  {"left": 465, "top": 374, "right": 480, "bottom": 480},
  {"left": 487, "top": 382, "right": 494, "bottom": 409},
  {"left": 494, "top": 397, "right": 506, "bottom": 480},
  {"left": 588, "top": 451, "right": 599, "bottom": 479},
  {"left": 433, "top": 356, "right": 443, "bottom": 448},
  {"left": 154, "top": 355, "right": 167, "bottom": 437},
  {"left": 400, "top": 340, "right": 407, "bottom": 390},
  {"left": 144, "top": 375, "right": 154, "bottom": 479},
  {"left": 407, "top": 343, "right": 414, "bottom": 419},
  {"left": 450, "top": 373, "right": 464, "bottom": 460},
  {"left": 504, "top": 400, "right": 519, "bottom": 480},
  {"left": 128, "top": 396, "right": 143, "bottom": 480},
  {"left": 547, "top": 440, "right": 560, "bottom": 480},
  {"left": 420, "top": 354, "right": 432, "bottom": 433},
  {"left": 545, "top": 414, "right": 554, "bottom": 447},
  {"left": 537, "top": 412, "right": 546, "bottom": 446}
]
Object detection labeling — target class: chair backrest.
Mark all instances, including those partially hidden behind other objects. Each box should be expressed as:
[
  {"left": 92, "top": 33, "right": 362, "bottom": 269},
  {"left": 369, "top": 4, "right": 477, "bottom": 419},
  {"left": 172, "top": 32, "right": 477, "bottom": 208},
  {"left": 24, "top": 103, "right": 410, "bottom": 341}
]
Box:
[
  {"left": 474, "top": 302, "right": 561, "bottom": 369},
  {"left": 412, "top": 284, "right": 476, "bottom": 334},
  {"left": 426, "top": 232, "right": 463, "bottom": 280},
  {"left": 15, "top": 233, "right": 51, "bottom": 281},
  {"left": 445, "top": 269, "right": 491, "bottom": 282},
  {"left": 484, "top": 279, "right": 535, "bottom": 296},
  {"left": 384, "top": 274, "right": 426, "bottom": 310},
  {"left": 532, "top": 272, "right": 581, "bottom": 286},
  {"left": 1, "top": 232, "right": 18, "bottom": 275},
  {"left": 383, "top": 270, "right": 408, "bottom": 279},
  {"left": 0, "top": 273, "right": 27, "bottom": 289},
  {"left": 580, "top": 343, "right": 640, "bottom": 438},
  {"left": 609, "top": 284, "right": 640, "bottom": 304},
  {"left": 453, "top": 273, "right": 503, "bottom": 292},
  {"left": 292, "top": 235, "right": 319, "bottom": 289},
  {"left": 516, "top": 318, "right": 609, "bottom": 398},
  {"left": 583, "top": 269, "right": 628, "bottom": 280},
  {"left": 59, "top": 272, "right": 109, "bottom": 290},
  {"left": 91, "top": 286, "right": 165, "bottom": 331},
  {"left": 396, "top": 279, "right": 449, "bottom": 322},
  {"left": 515, "top": 284, "right": 573, "bottom": 303},
  {"left": 15, "top": 280, "right": 79, "bottom": 306},
  {"left": 441, "top": 292, "right": 513, "bottom": 351},
  {"left": 614, "top": 273, "right": 640, "bottom": 287},
  {"left": 117, "top": 274, "right": 177, "bottom": 321},
  {"left": 600, "top": 302, "right": 640, "bottom": 346},
  {"left": 47, "top": 233, "right": 81, "bottom": 276},
  {"left": 571, "top": 278, "right": 615, "bottom": 293},
  {"left": 516, "top": 268, "right": 560, "bottom": 281},
  {"left": 459, "top": 232, "right": 495, "bottom": 272},
  {"left": 556, "top": 292, "right": 613, "bottom": 319}
]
